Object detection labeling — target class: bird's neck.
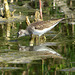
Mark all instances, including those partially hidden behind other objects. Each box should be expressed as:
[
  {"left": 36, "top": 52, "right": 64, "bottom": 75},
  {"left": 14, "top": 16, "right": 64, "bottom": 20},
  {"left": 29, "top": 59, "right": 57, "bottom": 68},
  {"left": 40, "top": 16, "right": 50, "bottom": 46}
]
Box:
[{"left": 24, "top": 30, "right": 29, "bottom": 35}]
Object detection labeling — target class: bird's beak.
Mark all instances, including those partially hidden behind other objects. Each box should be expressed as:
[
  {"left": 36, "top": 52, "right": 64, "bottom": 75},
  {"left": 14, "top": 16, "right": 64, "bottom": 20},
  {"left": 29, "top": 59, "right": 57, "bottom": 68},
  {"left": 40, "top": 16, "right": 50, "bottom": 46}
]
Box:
[{"left": 17, "top": 32, "right": 19, "bottom": 38}]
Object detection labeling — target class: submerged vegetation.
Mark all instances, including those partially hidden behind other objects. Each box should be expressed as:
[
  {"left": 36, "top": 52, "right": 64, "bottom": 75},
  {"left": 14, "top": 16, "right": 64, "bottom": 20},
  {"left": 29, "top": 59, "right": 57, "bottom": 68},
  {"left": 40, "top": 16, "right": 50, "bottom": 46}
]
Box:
[{"left": 0, "top": 0, "right": 75, "bottom": 75}]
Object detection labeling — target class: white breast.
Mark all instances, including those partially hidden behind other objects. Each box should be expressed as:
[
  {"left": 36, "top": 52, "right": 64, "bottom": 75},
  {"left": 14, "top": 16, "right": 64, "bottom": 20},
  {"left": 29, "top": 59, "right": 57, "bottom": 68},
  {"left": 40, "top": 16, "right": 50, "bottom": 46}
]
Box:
[{"left": 33, "top": 22, "right": 59, "bottom": 36}]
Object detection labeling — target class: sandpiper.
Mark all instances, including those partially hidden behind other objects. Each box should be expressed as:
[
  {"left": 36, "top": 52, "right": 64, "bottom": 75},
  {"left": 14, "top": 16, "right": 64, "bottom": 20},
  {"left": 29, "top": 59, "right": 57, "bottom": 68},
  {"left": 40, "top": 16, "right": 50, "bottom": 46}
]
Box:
[{"left": 18, "top": 18, "right": 64, "bottom": 37}]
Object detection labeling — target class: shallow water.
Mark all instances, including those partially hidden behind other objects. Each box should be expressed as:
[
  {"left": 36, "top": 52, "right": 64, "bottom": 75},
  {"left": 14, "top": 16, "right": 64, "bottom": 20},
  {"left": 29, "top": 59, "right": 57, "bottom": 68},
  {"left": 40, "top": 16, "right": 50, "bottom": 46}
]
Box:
[
  {"left": 0, "top": 0, "right": 75, "bottom": 75},
  {"left": 0, "top": 19, "right": 75, "bottom": 75}
]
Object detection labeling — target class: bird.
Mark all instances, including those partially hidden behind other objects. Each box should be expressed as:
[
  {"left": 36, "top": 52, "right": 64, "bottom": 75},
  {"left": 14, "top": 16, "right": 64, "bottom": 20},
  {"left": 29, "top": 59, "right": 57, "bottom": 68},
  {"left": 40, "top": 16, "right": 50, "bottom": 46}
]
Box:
[{"left": 18, "top": 18, "right": 64, "bottom": 37}]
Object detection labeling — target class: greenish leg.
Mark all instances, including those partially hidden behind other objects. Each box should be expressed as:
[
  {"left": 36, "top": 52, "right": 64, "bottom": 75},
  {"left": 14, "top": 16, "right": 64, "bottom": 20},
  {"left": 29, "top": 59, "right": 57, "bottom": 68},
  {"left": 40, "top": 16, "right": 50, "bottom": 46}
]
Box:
[{"left": 39, "top": 35, "right": 40, "bottom": 45}]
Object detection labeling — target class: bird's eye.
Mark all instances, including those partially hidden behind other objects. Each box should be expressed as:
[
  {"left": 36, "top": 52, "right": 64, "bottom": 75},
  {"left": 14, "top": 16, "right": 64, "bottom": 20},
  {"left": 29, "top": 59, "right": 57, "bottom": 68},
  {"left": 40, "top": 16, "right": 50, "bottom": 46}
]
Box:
[{"left": 20, "top": 31, "right": 23, "bottom": 35}]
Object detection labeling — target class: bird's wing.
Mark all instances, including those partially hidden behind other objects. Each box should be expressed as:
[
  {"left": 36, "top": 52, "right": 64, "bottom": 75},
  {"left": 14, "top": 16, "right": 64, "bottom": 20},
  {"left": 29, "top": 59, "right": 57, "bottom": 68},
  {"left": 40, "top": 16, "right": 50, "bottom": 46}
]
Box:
[{"left": 29, "top": 19, "right": 63, "bottom": 30}]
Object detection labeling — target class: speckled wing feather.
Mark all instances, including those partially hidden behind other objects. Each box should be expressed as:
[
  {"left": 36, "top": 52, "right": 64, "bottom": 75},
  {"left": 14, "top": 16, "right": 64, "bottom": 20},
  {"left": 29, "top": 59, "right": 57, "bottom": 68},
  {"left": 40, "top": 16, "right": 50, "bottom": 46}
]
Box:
[{"left": 29, "top": 19, "right": 63, "bottom": 30}]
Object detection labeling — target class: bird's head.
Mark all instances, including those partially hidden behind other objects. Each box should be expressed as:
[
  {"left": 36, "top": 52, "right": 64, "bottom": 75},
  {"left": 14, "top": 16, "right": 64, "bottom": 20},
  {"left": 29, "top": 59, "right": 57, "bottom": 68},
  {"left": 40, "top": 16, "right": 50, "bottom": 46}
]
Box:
[{"left": 17, "top": 29, "right": 29, "bottom": 38}]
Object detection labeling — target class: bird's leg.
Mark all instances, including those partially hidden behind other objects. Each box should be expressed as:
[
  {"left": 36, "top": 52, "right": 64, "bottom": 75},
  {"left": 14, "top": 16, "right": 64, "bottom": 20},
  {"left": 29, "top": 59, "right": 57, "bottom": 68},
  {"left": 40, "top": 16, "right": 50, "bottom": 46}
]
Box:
[
  {"left": 40, "top": 34, "right": 46, "bottom": 43},
  {"left": 35, "top": 35, "right": 38, "bottom": 45},
  {"left": 38, "top": 35, "right": 41, "bottom": 45},
  {"left": 30, "top": 34, "right": 35, "bottom": 46},
  {"left": 35, "top": 35, "right": 40, "bottom": 45},
  {"left": 43, "top": 34, "right": 46, "bottom": 42}
]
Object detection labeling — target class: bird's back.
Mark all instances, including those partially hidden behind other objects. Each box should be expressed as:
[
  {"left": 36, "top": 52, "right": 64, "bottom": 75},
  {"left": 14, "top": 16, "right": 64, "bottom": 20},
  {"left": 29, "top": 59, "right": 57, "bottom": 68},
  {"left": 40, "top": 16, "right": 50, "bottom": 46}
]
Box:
[
  {"left": 28, "top": 18, "right": 64, "bottom": 30},
  {"left": 27, "top": 18, "right": 64, "bottom": 36}
]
